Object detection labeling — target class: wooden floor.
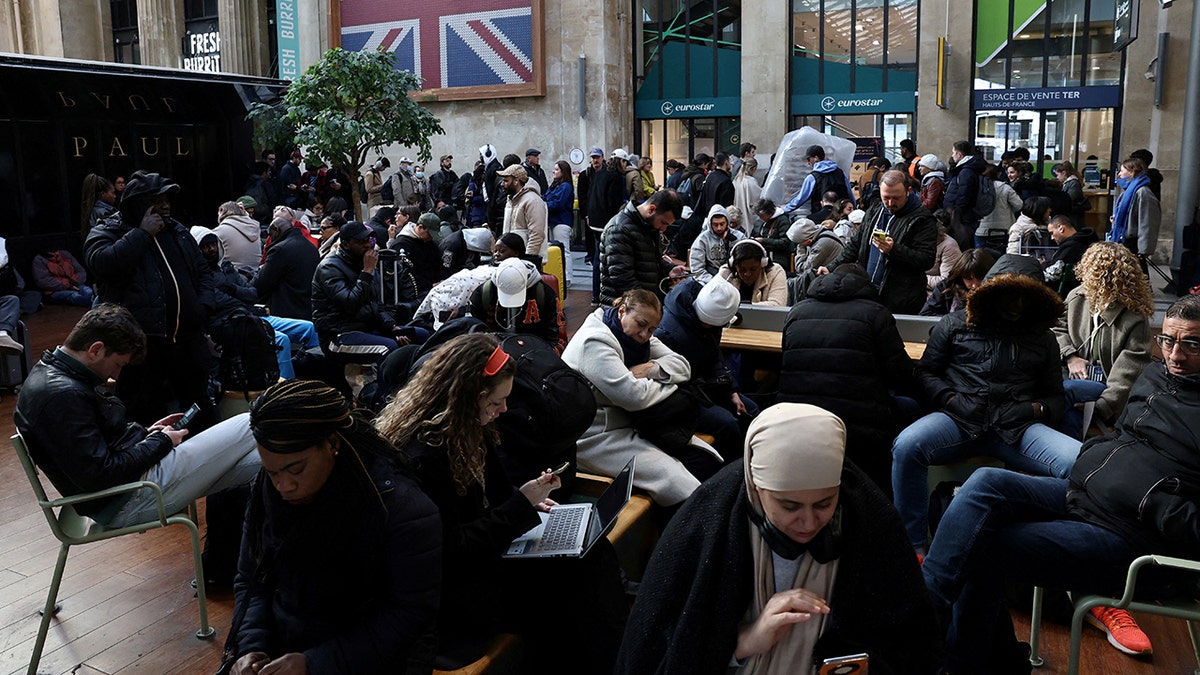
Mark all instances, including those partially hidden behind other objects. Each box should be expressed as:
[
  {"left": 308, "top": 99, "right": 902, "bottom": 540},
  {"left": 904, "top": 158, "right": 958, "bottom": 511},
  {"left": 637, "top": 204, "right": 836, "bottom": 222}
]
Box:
[{"left": 0, "top": 299, "right": 1196, "bottom": 674}]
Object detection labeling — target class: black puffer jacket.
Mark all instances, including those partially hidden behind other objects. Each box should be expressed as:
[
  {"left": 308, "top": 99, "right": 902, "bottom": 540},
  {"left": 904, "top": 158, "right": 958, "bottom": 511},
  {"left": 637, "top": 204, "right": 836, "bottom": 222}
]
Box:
[
  {"left": 14, "top": 348, "right": 173, "bottom": 516},
  {"left": 1068, "top": 363, "right": 1200, "bottom": 558},
  {"left": 615, "top": 460, "right": 941, "bottom": 675},
  {"left": 85, "top": 214, "right": 215, "bottom": 339},
  {"left": 943, "top": 154, "right": 990, "bottom": 222},
  {"left": 600, "top": 202, "right": 669, "bottom": 305},
  {"left": 917, "top": 254, "right": 1066, "bottom": 445},
  {"left": 234, "top": 449, "right": 442, "bottom": 673},
  {"left": 831, "top": 193, "right": 937, "bottom": 314},
  {"left": 254, "top": 225, "right": 319, "bottom": 321},
  {"left": 778, "top": 270, "right": 915, "bottom": 489},
  {"left": 311, "top": 248, "right": 395, "bottom": 343}
]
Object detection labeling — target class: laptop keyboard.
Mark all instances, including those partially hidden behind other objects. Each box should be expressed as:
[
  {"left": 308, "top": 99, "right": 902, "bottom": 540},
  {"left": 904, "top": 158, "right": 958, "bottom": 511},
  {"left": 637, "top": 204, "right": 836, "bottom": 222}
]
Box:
[{"left": 535, "top": 507, "right": 585, "bottom": 551}]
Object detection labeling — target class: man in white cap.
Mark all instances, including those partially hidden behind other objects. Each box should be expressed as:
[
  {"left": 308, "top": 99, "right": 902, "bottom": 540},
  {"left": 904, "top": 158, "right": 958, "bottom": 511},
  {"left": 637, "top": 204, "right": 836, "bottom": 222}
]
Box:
[
  {"left": 617, "top": 403, "right": 941, "bottom": 673},
  {"left": 470, "top": 257, "right": 566, "bottom": 353},
  {"left": 917, "top": 153, "right": 946, "bottom": 211},
  {"left": 497, "top": 164, "right": 550, "bottom": 262}
]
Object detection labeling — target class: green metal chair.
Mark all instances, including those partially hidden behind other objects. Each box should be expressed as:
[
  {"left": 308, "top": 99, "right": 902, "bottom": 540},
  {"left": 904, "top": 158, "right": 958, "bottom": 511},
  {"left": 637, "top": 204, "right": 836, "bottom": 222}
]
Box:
[
  {"left": 1028, "top": 554, "right": 1200, "bottom": 674},
  {"left": 11, "top": 432, "right": 215, "bottom": 675}
]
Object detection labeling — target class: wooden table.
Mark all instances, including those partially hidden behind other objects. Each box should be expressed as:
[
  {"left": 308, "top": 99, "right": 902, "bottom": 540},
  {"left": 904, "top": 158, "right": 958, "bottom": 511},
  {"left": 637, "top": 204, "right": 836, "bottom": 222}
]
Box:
[{"left": 721, "top": 327, "right": 926, "bottom": 359}]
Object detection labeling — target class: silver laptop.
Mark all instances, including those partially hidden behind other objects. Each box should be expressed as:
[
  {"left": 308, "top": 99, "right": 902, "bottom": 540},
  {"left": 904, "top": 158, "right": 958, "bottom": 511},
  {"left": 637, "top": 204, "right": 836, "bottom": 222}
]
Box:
[{"left": 504, "top": 459, "right": 635, "bottom": 559}]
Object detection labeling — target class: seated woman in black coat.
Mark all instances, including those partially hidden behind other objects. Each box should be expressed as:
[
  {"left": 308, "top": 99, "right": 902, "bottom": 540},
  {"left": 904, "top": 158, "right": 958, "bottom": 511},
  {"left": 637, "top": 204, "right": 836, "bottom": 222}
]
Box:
[
  {"left": 374, "top": 333, "right": 626, "bottom": 674},
  {"left": 231, "top": 379, "right": 442, "bottom": 675},
  {"left": 616, "top": 403, "right": 941, "bottom": 674}
]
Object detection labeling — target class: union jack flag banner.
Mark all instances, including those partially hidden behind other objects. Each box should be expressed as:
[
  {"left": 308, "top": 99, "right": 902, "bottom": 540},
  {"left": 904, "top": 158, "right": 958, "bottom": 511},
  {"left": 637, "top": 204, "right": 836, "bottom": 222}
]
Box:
[{"left": 339, "top": 0, "right": 543, "bottom": 98}]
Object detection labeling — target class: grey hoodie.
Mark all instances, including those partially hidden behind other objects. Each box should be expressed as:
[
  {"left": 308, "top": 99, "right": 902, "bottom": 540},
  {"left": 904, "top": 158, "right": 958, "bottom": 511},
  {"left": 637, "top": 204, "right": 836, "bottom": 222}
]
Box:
[
  {"left": 688, "top": 204, "right": 744, "bottom": 283},
  {"left": 213, "top": 213, "right": 263, "bottom": 270}
]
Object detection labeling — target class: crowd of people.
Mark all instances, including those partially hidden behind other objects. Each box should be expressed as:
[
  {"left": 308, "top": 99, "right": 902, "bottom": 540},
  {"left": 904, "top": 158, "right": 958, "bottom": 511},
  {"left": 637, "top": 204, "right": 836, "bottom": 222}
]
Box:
[{"left": 13, "top": 134, "right": 1195, "bottom": 675}]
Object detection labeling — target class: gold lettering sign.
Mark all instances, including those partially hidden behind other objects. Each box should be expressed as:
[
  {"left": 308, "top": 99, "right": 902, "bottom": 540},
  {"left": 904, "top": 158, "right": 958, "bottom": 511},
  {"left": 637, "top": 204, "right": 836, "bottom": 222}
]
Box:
[
  {"left": 91, "top": 92, "right": 112, "bottom": 109},
  {"left": 128, "top": 95, "right": 149, "bottom": 111},
  {"left": 140, "top": 137, "right": 159, "bottom": 156},
  {"left": 72, "top": 136, "right": 87, "bottom": 157},
  {"left": 58, "top": 91, "right": 77, "bottom": 107},
  {"left": 175, "top": 137, "right": 190, "bottom": 156},
  {"left": 110, "top": 137, "right": 127, "bottom": 157}
]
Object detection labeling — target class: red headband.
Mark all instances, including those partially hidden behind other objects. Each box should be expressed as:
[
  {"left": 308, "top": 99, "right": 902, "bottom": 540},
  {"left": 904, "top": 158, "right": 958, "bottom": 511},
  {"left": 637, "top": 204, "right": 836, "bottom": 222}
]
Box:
[{"left": 483, "top": 345, "right": 510, "bottom": 377}]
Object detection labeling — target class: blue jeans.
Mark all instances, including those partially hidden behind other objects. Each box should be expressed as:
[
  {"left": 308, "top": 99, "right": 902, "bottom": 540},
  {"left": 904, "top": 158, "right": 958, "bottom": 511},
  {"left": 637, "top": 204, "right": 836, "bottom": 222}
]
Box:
[
  {"left": 891, "top": 412, "right": 1081, "bottom": 549},
  {"left": 46, "top": 285, "right": 95, "bottom": 307},
  {"left": 923, "top": 469, "right": 1142, "bottom": 670},
  {"left": 95, "top": 414, "right": 261, "bottom": 528},
  {"left": 1059, "top": 378, "right": 1107, "bottom": 440},
  {"left": 264, "top": 316, "right": 320, "bottom": 380}
]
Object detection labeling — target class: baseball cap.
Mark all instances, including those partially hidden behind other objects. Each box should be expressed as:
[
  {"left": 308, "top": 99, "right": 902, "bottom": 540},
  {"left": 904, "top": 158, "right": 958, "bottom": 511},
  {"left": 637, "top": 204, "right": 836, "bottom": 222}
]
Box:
[
  {"left": 236, "top": 195, "right": 257, "bottom": 209},
  {"left": 463, "top": 227, "right": 494, "bottom": 254},
  {"left": 589, "top": 147, "right": 604, "bottom": 158},
  {"left": 494, "top": 258, "right": 534, "bottom": 309},
  {"left": 497, "top": 165, "right": 528, "bottom": 181},
  {"left": 525, "top": 148, "right": 541, "bottom": 156},
  {"left": 399, "top": 156, "right": 413, "bottom": 164},
  {"left": 440, "top": 154, "right": 453, "bottom": 162},
  {"left": 339, "top": 221, "right": 372, "bottom": 241},
  {"left": 611, "top": 148, "right": 629, "bottom": 160},
  {"left": 847, "top": 209, "right": 866, "bottom": 225}
]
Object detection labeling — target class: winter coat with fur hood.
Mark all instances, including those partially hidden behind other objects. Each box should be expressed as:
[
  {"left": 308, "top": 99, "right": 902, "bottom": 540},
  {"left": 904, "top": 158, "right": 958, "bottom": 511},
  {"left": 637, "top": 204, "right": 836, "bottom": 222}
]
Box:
[{"left": 917, "top": 254, "right": 1066, "bottom": 445}]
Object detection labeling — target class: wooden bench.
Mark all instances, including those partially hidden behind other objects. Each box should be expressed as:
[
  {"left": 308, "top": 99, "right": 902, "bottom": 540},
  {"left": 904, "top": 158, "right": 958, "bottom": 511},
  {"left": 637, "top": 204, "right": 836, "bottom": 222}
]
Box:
[{"left": 433, "top": 633, "right": 522, "bottom": 675}]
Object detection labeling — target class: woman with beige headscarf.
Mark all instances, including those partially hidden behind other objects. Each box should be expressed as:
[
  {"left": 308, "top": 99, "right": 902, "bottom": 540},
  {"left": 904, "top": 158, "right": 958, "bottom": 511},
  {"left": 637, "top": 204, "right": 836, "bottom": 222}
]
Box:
[{"left": 616, "top": 403, "right": 940, "bottom": 674}]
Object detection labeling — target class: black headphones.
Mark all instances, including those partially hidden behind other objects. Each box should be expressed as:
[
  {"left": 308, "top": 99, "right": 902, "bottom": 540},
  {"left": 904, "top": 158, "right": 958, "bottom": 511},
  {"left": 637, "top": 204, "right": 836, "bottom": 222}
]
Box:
[
  {"left": 729, "top": 238, "right": 770, "bottom": 269},
  {"left": 748, "top": 504, "right": 843, "bottom": 563}
]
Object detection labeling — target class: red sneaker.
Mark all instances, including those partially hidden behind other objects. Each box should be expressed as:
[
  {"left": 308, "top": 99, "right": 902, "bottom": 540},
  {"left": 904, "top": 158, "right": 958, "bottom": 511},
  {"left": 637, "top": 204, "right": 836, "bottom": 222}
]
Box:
[{"left": 1086, "top": 606, "right": 1153, "bottom": 655}]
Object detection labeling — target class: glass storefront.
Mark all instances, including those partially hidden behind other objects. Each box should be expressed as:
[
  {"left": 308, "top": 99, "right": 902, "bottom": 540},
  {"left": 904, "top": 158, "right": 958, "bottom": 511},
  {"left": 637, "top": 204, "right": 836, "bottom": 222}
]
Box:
[
  {"left": 974, "top": 0, "right": 1122, "bottom": 177},
  {"left": 636, "top": 0, "right": 742, "bottom": 186},
  {"left": 789, "top": 0, "right": 919, "bottom": 162}
]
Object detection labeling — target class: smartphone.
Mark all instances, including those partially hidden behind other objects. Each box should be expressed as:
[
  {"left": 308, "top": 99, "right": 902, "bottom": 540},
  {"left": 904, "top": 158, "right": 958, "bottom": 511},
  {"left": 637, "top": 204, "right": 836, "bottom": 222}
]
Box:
[
  {"left": 550, "top": 461, "right": 570, "bottom": 475},
  {"left": 819, "top": 654, "right": 868, "bottom": 675},
  {"left": 872, "top": 229, "right": 887, "bottom": 240},
  {"left": 172, "top": 403, "right": 202, "bottom": 430}
]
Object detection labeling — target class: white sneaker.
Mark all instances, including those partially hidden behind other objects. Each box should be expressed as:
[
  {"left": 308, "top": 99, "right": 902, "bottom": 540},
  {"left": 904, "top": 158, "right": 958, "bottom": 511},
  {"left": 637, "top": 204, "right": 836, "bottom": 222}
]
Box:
[{"left": 0, "top": 331, "right": 23, "bottom": 355}]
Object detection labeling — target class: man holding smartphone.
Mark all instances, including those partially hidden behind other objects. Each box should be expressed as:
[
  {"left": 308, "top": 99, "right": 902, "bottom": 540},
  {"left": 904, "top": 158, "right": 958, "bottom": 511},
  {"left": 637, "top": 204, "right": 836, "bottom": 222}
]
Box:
[
  {"left": 311, "top": 221, "right": 405, "bottom": 360},
  {"left": 84, "top": 170, "right": 218, "bottom": 430},
  {"left": 818, "top": 169, "right": 938, "bottom": 315},
  {"left": 14, "top": 304, "right": 259, "bottom": 530}
]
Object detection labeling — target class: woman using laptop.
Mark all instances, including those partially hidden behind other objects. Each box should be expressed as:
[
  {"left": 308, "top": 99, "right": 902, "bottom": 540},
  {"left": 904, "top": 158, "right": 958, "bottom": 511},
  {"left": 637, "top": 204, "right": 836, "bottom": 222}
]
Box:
[
  {"left": 617, "top": 403, "right": 941, "bottom": 674},
  {"left": 375, "top": 333, "right": 626, "bottom": 674}
]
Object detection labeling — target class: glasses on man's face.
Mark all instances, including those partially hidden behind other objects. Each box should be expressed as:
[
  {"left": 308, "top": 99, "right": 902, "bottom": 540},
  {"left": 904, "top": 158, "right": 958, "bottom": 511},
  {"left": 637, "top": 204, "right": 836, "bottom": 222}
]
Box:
[
  {"left": 320, "top": 225, "right": 337, "bottom": 231},
  {"left": 1154, "top": 334, "right": 1200, "bottom": 356}
]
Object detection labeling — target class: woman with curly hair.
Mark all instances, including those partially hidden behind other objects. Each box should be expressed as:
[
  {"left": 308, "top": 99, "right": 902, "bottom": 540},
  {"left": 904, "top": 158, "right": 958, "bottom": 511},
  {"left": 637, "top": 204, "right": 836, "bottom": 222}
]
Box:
[
  {"left": 375, "top": 333, "right": 626, "bottom": 674},
  {"left": 1051, "top": 241, "right": 1154, "bottom": 439},
  {"left": 230, "top": 379, "right": 442, "bottom": 674}
]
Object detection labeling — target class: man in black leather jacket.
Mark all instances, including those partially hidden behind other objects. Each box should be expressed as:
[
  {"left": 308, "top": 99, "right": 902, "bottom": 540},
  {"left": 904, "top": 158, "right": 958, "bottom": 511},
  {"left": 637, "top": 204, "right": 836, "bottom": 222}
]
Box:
[
  {"left": 14, "top": 304, "right": 259, "bottom": 529},
  {"left": 84, "top": 170, "right": 218, "bottom": 429}
]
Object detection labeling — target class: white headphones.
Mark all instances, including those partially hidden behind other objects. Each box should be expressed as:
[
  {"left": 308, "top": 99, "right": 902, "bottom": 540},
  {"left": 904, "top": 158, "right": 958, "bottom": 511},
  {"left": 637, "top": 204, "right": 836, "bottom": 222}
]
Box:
[{"left": 729, "top": 238, "right": 769, "bottom": 268}]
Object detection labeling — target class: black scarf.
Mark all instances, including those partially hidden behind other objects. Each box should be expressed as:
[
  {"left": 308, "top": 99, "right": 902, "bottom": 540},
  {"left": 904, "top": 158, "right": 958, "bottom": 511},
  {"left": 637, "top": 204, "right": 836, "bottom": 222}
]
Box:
[{"left": 603, "top": 307, "right": 650, "bottom": 367}]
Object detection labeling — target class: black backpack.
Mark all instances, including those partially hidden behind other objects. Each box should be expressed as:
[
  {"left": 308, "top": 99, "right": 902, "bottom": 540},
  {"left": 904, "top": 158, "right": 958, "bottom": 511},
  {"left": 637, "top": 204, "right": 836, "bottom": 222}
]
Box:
[
  {"left": 969, "top": 175, "right": 996, "bottom": 220},
  {"left": 212, "top": 310, "right": 280, "bottom": 395},
  {"left": 493, "top": 334, "right": 596, "bottom": 487},
  {"left": 810, "top": 167, "right": 851, "bottom": 212},
  {"left": 380, "top": 172, "right": 395, "bottom": 203}
]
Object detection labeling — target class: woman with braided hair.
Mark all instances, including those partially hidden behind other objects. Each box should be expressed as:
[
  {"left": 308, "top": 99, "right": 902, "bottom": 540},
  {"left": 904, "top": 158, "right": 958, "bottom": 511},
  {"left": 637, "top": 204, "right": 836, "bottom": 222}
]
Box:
[
  {"left": 375, "top": 332, "right": 627, "bottom": 674},
  {"left": 228, "top": 379, "right": 442, "bottom": 675}
]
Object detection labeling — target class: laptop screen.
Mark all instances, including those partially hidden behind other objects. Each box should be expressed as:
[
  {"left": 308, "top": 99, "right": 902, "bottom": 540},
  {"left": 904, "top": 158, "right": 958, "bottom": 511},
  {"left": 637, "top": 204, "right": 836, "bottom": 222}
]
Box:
[{"left": 593, "top": 460, "right": 634, "bottom": 533}]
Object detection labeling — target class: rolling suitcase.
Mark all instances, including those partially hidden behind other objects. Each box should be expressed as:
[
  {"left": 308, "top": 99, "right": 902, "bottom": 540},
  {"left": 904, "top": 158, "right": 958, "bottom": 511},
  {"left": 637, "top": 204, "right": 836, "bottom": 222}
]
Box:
[
  {"left": 0, "top": 320, "right": 33, "bottom": 391},
  {"left": 546, "top": 241, "right": 567, "bottom": 305}
]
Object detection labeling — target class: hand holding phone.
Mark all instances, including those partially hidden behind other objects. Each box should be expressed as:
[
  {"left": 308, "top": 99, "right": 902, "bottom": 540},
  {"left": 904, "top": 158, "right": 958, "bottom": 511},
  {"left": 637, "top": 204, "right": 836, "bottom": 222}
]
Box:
[
  {"left": 819, "top": 654, "right": 868, "bottom": 675},
  {"left": 551, "top": 461, "right": 570, "bottom": 475},
  {"left": 172, "top": 403, "right": 202, "bottom": 430}
]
